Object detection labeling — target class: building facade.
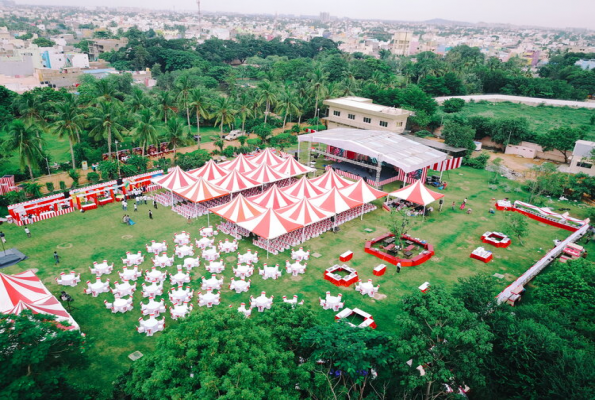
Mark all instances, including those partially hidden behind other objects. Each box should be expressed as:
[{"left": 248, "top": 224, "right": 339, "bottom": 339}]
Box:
[
  {"left": 323, "top": 97, "right": 412, "bottom": 134},
  {"left": 568, "top": 140, "right": 595, "bottom": 176}
]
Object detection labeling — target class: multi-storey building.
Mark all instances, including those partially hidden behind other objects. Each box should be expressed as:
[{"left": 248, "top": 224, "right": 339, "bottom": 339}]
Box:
[{"left": 323, "top": 97, "right": 412, "bottom": 134}]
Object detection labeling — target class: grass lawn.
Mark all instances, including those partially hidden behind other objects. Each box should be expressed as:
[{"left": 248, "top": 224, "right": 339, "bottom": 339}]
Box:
[
  {"left": 0, "top": 165, "right": 588, "bottom": 396},
  {"left": 445, "top": 101, "right": 595, "bottom": 139}
]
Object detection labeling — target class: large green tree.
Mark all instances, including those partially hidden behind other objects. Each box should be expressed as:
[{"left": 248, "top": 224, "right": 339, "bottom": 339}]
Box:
[
  {"left": 130, "top": 108, "right": 161, "bottom": 156},
  {"left": 538, "top": 126, "right": 584, "bottom": 164},
  {"left": 4, "top": 120, "right": 45, "bottom": 179},
  {"left": 88, "top": 101, "right": 125, "bottom": 158},
  {"left": 51, "top": 95, "right": 84, "bottom": 168}
]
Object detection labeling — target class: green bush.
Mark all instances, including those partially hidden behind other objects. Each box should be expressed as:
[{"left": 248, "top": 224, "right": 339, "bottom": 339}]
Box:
[
  {"left": 305, "top": 125, "right": 326, "bottom": 132},
  {"left": 415, "top": 130, "right": 432, "bottom": 138},
  {"left": 68, "top": 169, "right": 80, "bottom": 186},
  {"left": 443, "top": 98, "right": 466, "bottom": 113},
  {"left": 59, "top": 181, "right": 67, "bottom": 191},
  {"left": 87, "top": 172, "right": 100, "bottom": 184},
  {"left": 463, "top": 152, "right": 490, "bottom": 169},
  {"left": 45, "top": 182, "right": 54, "bottom": 193}
]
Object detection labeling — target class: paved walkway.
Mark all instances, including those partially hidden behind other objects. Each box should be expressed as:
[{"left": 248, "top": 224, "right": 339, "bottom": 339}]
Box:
[{"left": 435, "top": 94, "right": 595, "bottom": 109}]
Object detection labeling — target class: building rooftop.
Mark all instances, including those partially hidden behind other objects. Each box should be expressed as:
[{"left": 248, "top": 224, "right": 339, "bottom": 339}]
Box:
[{"left": 324, "top": 97, "right": 412, "bottom": 116}]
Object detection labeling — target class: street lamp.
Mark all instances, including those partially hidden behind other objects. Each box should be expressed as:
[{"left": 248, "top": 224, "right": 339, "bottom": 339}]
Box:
[{"left": 115, "top": 140, "right": 121, "bottom": 177}]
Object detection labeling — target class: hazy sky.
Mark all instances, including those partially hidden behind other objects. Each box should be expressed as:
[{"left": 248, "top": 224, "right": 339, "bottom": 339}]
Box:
[{"left": 23, "top": 0, "right": 595, "bottom": 29}]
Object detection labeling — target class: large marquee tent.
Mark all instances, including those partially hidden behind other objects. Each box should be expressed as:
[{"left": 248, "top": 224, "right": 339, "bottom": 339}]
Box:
[
  {"left": 188, "top": 159, "right": 228, "bottom": 181},
  {"left": 272, "top": 156, "right": 316, "bottom": 177},
  {"left": 248, "top": 147, "right": 285, "bottom": 166},
  {"left": 281, "top": 176, "right": 327, "bottom": 198},
  {"left": 248, "top": 184, "right": 299, "bottom": 210},
  {"left": 209, "top": 193, "right": 267, "bottom": 223}
]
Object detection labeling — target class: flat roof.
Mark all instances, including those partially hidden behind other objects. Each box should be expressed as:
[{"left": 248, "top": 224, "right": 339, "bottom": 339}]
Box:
[
  {"left": 324, "top": 97, "right": 411, "bottom": 116},
  {"left": 402, "top": 135, "right": 468, "bottom": 156},
  {"left": 299, "top": 128, "right": 447, "bottom": 173}
]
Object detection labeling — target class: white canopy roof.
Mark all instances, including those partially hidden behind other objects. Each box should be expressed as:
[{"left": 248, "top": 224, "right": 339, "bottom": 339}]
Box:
[{"left": 298, "top": 128, "right": 447, "bottom": 173}]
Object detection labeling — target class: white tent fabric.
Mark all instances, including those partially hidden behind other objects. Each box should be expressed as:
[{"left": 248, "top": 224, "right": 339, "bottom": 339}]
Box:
[
  {"left": 174, "top": 177, "right": 229, "bottom": 203},
  {"left": 211, "top": 170, "right": 261, "bottom": 193},
  {"left": 237, "top": 208, "right": 303, "bottom": 240},
  {"left": 388, "top": 180, "right": 444, "bottom": 206},
  {"left": 298, "top": 128, "right": 447, "bottom": 173},
  {"left": 281, "top": 176, "right": 328, "bottom": 198},
  {"left": 220, "top": 153, "right": 258, "bottom": 174},
  {"left": 339, "top": 178, "right": 388, "bottom": 203},
  {"left": 209, "top": 193, "right": 267, "bottom": 223},
  {"left": 309, "top": 168, "right": 354, "bottom": 190},
  {"left": 248, "top": 184, "right": 299, "bottom": 209},
  {"left": 0, "top": 270, "right": 78, "bottom": 329},
  {"left": 309, "top": 187, "right": 363, "bottom": 214},
  {"left": 188, "top": 160, "right": 228, "bottom": 181},
  {"left": 248, "top": 148, "right": 285, "bottom": 166},
  {"left": 272, "top": 156, "right": 315, "bottom": 177},
  {"left": 277, "top": 198, "right": 334, "bottom": 226},
  {"left": 243, "top": 163, "right": 289, "bottom": 184},
  {"left": 152, "top": 166, "right": 197, "bottom": 191}
]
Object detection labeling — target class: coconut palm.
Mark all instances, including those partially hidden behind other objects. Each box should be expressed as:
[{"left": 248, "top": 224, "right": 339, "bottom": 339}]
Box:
[
  {"left": 163, "top": 118, "right": 189, "bottom": 163},
  {"left": 155, "top": 90, "right": 176, "bottom": 123},
  {"left": 125, "top": 86, "right": 150, "bottom": 113},
  {"left": 130, "top": 108, "right": 161, "bottom": 156},
  {"left": 88, "top": 102, "right": 125, "bottom": 158},
  {"left": 309, "top": 67, "right": 328, "bottom": 120},
  {"left": 4, "top": 120, "right": 44, "bottom": 179},
  {"left": 277, "top": 85, "right": 300, "bottom": 129},
  {"left": 12, "top": 92, "right": 47, "bottom": 149},
  {"left": 236, "top": 93, "right": 253, "bottom": 134},
  {"left": 92, "top": 79, "right": 118, "bottom": 103},
  {"left": 51, "top": 96, "right": 84, "bottom": 168},
  {"left": 256, "top": 79, "right": 278, "bottom": 124},
  {"left": 188, "top": 87, "right": 211, "bottom": 149},
  {"left": 212, "top": 96, "right": 237, "bottom": 138},
  {"left": 175, "top": 75, "right": 193, "bottom": 127}
]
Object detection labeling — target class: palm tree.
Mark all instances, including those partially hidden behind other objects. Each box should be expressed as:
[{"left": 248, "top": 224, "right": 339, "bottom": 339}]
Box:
[
  {"left": 278, "top": 85, "right": 299, "bottom": 130},
  {"left": 88, "top": 102, "right": 125, "bottom": 158},
  {"left": 92, "top": 79, "right": 118, "bottom": 103},
  {"left": 256, "top": 79, "right": 278, "bottom": 124},
  {"left": 175, "top": 75, "right": 193, "bottom": 128},
  {"left": 188, "top": 87, "right": 211, "bottom": 150},
  {"left": 130, "top": 108, "right": 161, "bottom": 156},
  {"left": 164, "top": 118, "right": 189, "bottom": 163},
  {"left": 236, "top": 93, "right": 253, "bottom": 134},
  {"left": 309, "top": 67, "right": 328, "bottom": 120},
  {"left": 51, "top": 96, "right": 84, "bottom": 168},
  {"left": 125, "top": 86, "right": 150, "bottom": 113},
  {"left": 13, "top": 92, "right": 47, "bottom": 149},
  {"left": 155, "top": 90, "right": 176, "bottom": 123},
  {"left": 212, "top": 96, "right": 237, "bottom": 139},
  {"left": 4, "top": 120, "right": 44, "bottom": 179}
]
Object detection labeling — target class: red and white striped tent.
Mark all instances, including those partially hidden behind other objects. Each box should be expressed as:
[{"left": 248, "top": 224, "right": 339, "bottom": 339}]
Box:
[
  {"left": 220, "top": 153, "right": 258, "bottom": 174},
  {"left": 309, "top": 168, "right": 353, "bottom": 190},
  {"left": 211, "top": 170, "right": 261, "bottom": 193},
  {"left": 175, "top": 177, "right": 229, "bottom": 203},
  {"left": 209, "top": 193, "right": 267, "bottom": 223},
  {"left": 272, "top": 156, "right": 315, "bottom": 177},
  {"left": 387, "top": 180, "right": 444, "bottom": 206},
  {"left": 188, "top": 160, "right": 228, "bottom": 181},
  {"left": 277, "top": 198, "right": 334, "bottom": 226},
  {"left": 248, "top": 148, "right": 285, "bottom": 166},
  {"left": 309, "top": 187, "right": 363, "bottom": 214},
  {"left": 248, "top": 184, "right": 299, "bottom": 210},
  {"left": 152, "top": 166, "right": 197, "bottom": 192},
  {"left": 281, "top": 176, "right": 328, "bottom": 199},
  {"left": 237, "top": 207, "right": 303, "bottom": 240},
  {"left": 339, "top": 178, "right": 388, "bottom": 204},
  {"left": 0, "top": 270, "right": 78, "bottom": 329},
  {"left": 244, "top": 163, "right": 289, "bottom": 184}
]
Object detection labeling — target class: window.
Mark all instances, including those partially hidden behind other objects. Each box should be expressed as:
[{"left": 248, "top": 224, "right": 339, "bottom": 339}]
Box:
[
  {"left": 348, "top": 113, "right": 355, "bottom": 120},
  {"left": 379, "top": 121, "right": 388, "bottom": 127},
  {"left": 577, "top": 161, "right": 593, "bottom": 169},
  {"left": 396, "top": 122, "right": 403, "bottom": 127},
  {"left": 363, "top": 117, "right": 371, "bottom": 124},
  {"left": 333, "top": 110, "right": 341, "bottom": 117}
]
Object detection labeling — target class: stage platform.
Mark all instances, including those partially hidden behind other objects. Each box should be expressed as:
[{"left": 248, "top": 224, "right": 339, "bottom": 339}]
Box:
[
  {"left": 0, "top": 248, "right": 28, "bottom": 269},
  {"left": 329, "top": 162, "right": 398, "bottom": 182}
]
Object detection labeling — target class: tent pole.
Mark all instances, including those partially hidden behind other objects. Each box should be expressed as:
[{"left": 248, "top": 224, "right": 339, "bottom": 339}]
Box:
[
  {"left": 297, "top": 140, "right": 301, "bottom": 163},
  {"left": 267, "top": 239, "right": 269, "bottom": 259},
  {"left": 207, "top": 211, "right": 210, "bottom": 226},
  {"left": 361, "top": 204, "right": 364, "bottom": 220},
  {"left": 439, "top": 170, "right": 444, "bottom": 182},
  {"left": 423, "top": 205, "right": 426, "bottom": 222}
]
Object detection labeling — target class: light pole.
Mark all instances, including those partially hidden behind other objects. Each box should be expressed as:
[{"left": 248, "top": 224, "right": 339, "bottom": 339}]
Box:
[{"left": 115, "top": 140, "right": 121, "bottom": 177}]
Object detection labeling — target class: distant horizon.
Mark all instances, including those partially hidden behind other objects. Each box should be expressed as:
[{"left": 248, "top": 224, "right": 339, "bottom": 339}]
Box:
[{"left": 15, "top": 0, "right": 595, "bottom": 31}]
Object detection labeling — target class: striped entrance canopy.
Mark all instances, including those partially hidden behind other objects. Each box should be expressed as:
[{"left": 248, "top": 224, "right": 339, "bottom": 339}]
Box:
[
  {"left": 272, "top": 156, "right": 315, "bottom": 177},
  {"left": 237, "top": 208, "right": 303, "bottom": 240},
  {"left": 221, "top": 153, "right": 258, "bottom": 174},
  {"left": 248, "top": 148, "right": 285, "bottom": 166},
  {"left": 339, "top": 178, "right": 388, "bottom": 204},
  {"left": 211, "top": 170, "right": 261, "bottom": 193},
  {"left": 248, "top": 184, "right": 298, "bottom": 210},
  {"left": 188, "top": 160, "right": 228, "bottom": 181},
  {"left": 309, "top": 168, "right": 353, "bottom": 190},
  {"left": 277, "top": 198, "right": 334, "bottom": 226},
  {"left": 174, "top": 177, "right": 229, "bottom": 203},
  {"left": 244, "top": 163, "right": 289, "bottom": 184},
  {"left": 209, "top": 193, "right": 267, "bottom": 223},
  {"left": 281, "top": 176, "right": 328, "bottom": 199},
  {"left": 388, "top": 180, "right": 444, "bottom": 206},
  {"left": 309, "top": 187, "right": 363, "bottom": 214},
  {"left": 152, "top": 166, "right": 197, "bottom": 191}
]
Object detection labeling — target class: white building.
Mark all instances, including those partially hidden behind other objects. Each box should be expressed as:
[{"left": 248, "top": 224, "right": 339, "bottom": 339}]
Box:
[
  {"left": 323, "top": 97, "right": 412, "bottom": 134},
  {"left": 568, "top": 140, "right": 595, "bottom": 176}
]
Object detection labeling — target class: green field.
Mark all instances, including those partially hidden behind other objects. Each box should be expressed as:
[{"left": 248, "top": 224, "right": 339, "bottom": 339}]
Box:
[
  {"left": 448, "top": 101, "right": 595, "bottom": 139},
  {"left": 2, "top": 164, "right": 591, "bottom": 396}
]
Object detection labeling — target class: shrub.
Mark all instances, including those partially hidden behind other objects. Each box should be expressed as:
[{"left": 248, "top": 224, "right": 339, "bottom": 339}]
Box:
[
  {"left": 68, "top": 169, "right": 80, "bottom": 186},
  {"left": 463, "top": 152, "right": 490, "bottom": 169},
  {"left": 415, "top": 130, "right": 432, "bottom": 138},
  {"left": 59, "top": 181, "right": 67, "bottom": 191},
  {"left": 87, "top": 172, "right": 100, "bottom": 184},
  {"left": 45, "top": 182, "right": 54, "bottom": 193},
  {"left": 443, "top": 98, "right": 466, "bottom": 113},
  {"left": 305, "top": 124, "right": 326, "bottom": 132}
]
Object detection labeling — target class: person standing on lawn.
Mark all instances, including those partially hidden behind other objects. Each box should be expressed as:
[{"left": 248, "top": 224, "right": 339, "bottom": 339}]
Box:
[
  {"left": 439, "top": 198, "right": 444, "bottom": 212},
  {"left": 149, "top": 210, "right": 153, "bottom": 220},
  {"left": 54, "top": 251, "right": 60, "bottom": 264},
  {"left": 397, "top": 263, "right": 401, "bottom": 273},
  {"left": 24, "top": 227, "right": 31, "bottom": 238}
]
